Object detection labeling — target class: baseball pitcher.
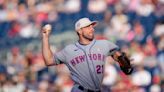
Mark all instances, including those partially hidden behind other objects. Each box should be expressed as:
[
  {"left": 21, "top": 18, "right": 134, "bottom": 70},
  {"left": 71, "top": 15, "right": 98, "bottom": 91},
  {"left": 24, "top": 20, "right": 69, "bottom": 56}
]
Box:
[{"left": 41, "top": 18, "right": 133, "bottom": 92}]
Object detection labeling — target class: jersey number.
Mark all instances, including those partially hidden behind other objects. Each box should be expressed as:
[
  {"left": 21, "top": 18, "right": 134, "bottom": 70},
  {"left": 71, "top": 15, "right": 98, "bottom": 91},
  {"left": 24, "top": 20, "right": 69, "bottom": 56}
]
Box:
[{"left": 96, "top": 65, "right": 104, "bottom": 74}]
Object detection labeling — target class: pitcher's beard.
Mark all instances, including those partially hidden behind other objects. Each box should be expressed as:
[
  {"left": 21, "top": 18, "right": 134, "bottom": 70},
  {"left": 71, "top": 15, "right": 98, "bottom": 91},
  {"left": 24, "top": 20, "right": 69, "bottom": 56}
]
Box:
[{"left": 83, "top": 34, "right": 94, "bottom": 41}]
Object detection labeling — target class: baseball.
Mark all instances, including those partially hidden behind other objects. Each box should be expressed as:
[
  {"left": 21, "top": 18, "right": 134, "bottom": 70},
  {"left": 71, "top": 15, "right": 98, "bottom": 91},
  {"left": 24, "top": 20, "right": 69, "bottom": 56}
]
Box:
[{"left": 44, "top": 24, "right": 52, "bottom": 31}]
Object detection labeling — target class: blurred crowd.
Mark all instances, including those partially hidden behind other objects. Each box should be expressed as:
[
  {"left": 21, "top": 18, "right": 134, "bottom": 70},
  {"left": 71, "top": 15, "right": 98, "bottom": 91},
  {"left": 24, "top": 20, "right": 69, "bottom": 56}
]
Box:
[{"left": 0, "top": 0, "right": 164, "bottom": 92}]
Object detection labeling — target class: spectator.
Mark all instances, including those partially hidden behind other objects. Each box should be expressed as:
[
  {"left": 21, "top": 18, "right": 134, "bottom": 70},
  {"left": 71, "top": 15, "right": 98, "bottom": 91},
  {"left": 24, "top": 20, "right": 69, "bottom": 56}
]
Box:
[
  {"left": 102, "top": 57, "right": 118, "bottom": 92},
  {"left": 131, "top": 65, "right": 152, "bottom": 91},
  {"left": 110, "top": 3, "right": 131, "bottom": 40}
]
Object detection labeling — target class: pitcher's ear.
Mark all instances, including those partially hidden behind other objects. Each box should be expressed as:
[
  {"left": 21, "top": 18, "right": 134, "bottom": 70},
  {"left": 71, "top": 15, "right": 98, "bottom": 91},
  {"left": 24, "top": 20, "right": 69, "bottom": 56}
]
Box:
[{"left": 77, "top": 29, "right": 82, "bottom": 35}]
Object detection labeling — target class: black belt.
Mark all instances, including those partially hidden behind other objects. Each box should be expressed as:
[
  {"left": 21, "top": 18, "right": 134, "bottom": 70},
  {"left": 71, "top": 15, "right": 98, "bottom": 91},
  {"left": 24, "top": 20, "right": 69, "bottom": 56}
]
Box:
[{"left": 78, "top": 85, "right": 101, "bottom": 92}]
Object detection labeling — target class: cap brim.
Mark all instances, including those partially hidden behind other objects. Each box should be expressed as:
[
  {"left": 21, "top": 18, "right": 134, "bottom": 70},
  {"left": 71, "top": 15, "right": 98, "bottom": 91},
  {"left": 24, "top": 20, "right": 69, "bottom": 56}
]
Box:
[
  {"left": 75, "top": 21, "right": 98, "bottom": 31},
  {"left": 82, "top": 21, "right": 98, "bottom": 28},
  {"left": 90, "top": 21, "right": 98, "bottom": 27}
]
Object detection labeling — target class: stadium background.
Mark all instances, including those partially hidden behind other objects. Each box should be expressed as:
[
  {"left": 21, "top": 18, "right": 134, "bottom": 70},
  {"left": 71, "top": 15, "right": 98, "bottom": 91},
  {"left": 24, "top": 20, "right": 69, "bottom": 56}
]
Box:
[{"left": 0, "top": 0, "right": 163, "bottom": 92}]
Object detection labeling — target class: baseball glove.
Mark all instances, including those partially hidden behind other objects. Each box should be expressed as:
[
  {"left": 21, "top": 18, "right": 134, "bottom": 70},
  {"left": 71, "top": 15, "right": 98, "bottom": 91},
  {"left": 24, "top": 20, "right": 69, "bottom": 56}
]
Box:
[{"left": 118, "top": 52, "right": 133, "bottom": 75}]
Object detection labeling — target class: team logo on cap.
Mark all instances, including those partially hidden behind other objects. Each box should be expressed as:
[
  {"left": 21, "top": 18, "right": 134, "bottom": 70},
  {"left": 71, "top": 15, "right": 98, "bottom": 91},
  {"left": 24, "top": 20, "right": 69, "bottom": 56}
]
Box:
[{"left": 77, "top": 23, "right": 80, "bottom": 28}]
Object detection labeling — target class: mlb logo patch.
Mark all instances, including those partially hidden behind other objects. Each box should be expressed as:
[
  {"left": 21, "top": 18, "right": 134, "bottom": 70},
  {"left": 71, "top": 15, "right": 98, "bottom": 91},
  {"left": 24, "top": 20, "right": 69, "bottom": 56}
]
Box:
[
  {"left": 77, "top": 23, "right": 80, "bottom": 27},
  {"left": 94, "top": 46, "right": 101, "bottom": 51}
]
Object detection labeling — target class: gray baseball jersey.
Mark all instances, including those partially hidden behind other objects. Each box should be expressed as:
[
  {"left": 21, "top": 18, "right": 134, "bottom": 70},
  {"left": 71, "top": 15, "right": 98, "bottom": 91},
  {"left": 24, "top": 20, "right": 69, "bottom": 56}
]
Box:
[{"left": 54, "top": 39, "right": 119, "bottom": 90}]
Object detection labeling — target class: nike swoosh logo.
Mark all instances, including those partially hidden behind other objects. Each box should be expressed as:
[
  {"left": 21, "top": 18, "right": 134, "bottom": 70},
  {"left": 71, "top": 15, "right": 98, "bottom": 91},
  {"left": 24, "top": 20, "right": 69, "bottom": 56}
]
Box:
[{"left": 74, "top": 49, "right": 79, "bottom": 51}]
